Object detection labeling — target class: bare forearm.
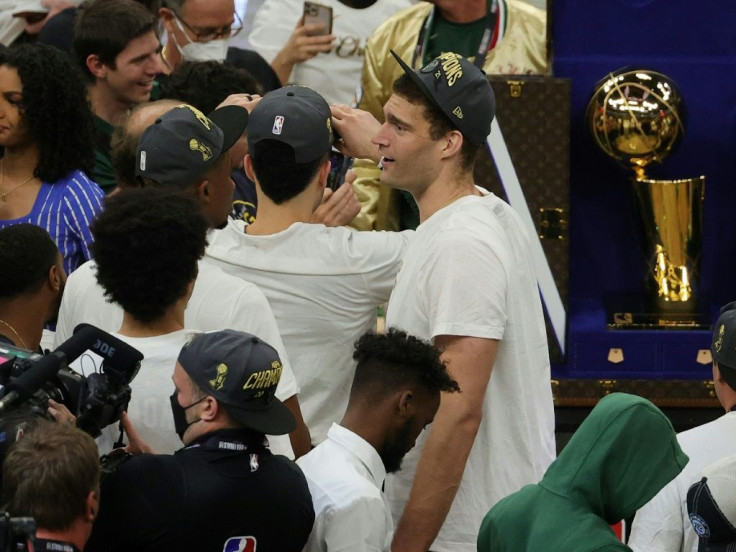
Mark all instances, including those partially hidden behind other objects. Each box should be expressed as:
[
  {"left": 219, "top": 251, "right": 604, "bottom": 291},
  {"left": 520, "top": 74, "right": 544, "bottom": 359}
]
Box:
[
  {"left": 392, "top": 405, "right": 482, "bottom": 551},
  {"left": 283, "top": 395, "right": 312, "bottom": 458},
  {"left": 271, "top": 51, "right": 295, "bottom": 86}
]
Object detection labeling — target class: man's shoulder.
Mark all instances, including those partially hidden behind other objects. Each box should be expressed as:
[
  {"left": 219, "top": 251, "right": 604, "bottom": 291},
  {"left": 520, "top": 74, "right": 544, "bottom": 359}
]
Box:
[{"left": 373, "top": 2, "right": 431, "bottom": 36}]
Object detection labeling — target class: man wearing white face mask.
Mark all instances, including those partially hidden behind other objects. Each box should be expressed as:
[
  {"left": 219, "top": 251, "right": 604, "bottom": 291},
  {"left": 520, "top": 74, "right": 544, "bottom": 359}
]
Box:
[{"left": 158, "top": 0, "right": 281, "bottom": 92}]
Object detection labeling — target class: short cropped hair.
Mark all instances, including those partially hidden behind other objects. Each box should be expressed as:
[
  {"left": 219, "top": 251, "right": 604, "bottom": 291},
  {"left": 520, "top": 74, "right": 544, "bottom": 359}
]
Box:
[
  {"left": 351, "top": 329, "right": 460, "bottom": 402},
  {"left": 0, "top": 224, "right": 59, "bottom": 302},
  {"left": 111, "top": 99, "right": 181, "bottom": 190},
  {"left": 90, "top": 188, "right": 209, "bottom": 322},
  {"left": 161, "top": 61, "right": 263, "bottom": 114},
  {"left": 3, "top": 420, "right": 100, "bottom": 531},
  {"left": 250, "top": 141, "right": 327, "bottom": 204},
  {"left": 393, "top": 74, "right": 480, "bottom": 172},
  {"left": 0, "top": 44, "right": 95, "bottom": 182},
  {"left": 74, "top": 0, "right": 158, "bottom": 83}
]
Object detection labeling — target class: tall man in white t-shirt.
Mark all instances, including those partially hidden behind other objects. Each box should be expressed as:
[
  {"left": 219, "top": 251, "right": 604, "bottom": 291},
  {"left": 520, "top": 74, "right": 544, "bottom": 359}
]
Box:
[
  {"left": 331, "top": 51, "right": 556, "bottom": 551},
  {"left": 205, "top": 85, "right": 413, "bottom": 445}
]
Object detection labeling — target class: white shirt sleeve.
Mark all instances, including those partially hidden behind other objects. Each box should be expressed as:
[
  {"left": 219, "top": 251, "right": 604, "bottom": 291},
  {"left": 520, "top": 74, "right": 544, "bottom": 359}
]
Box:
[
  {"left": 421, "top": 228, "right": 507, "bottom": 340},
  {"left": 628, "top": 477, "right": 686, "bottom": 552}
]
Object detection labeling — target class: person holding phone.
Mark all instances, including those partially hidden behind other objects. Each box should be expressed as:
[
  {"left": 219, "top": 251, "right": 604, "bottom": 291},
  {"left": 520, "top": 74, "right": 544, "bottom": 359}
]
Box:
[{"left": 249, "top": 0, "right": 414, "bottom": 105}]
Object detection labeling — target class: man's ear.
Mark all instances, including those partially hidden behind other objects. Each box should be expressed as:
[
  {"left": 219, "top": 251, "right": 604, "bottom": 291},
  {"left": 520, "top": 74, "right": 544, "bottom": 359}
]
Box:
[
  {"left": 316, "top": 157, "right": 330, "bottom": 192},
  {"left": 439, "top": 129, "right": 464, "bottom": 160},
  {"left": 714, "top": 362, "right": 724, "bottom": 383},
  {"left": 195, "top": 179, "right": 210, "bottom": 204},
  {"left": 244, "top": 153, "right": 256, "bottom": 182},
  {"left": 48, "top": 264, "right": 61, "bottom": 292},
  {"left": 85, "top": 54, "right": 107, "bottom": 80},
  {"left": 86, "top": 489, "right": 99, "bottom": 522},
  {"left": 396, "top": 390, "right": 415, "bottom": 421},
  {"left": 199, "top": 396, "right": 219, "bottom": 422},
  {"left": 158, "top": 7, "right": 176, "bottom": 34}
]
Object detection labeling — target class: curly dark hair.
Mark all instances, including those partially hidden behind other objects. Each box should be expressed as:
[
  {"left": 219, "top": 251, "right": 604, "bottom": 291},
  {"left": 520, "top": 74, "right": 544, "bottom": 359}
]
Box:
[
  {"left": 161, "top": 60, "right": 263, "bottom": 114},
  {"left": 351, "top": 328, "right": 460, "bottom": 399},
  {"left": 90, "top": 188, "right": 209, "bottom": 323},
  {"left": 0, "top": 43, "right": 95, "bottom": 183},
  {"left": 0, "top": 224, "right": 59, "bottom": 302}
]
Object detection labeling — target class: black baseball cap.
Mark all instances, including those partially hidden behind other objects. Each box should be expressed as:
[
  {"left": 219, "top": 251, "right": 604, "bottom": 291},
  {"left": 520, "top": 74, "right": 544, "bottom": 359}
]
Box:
[
  {"left": 177, "top": 330, "right": 295, "bottom": 435},
  {"left": 687, "top": 455, "right": 736, "bottom": 552},
  {"left": 136, "top": 103, "right": 248, "bottom": 188},
  {"left": 247, "top": 85, "right": 333, "bottom": 164},
  {"left": 390, "top": 50, "right": 495, "bottom": 145},
  {"left": 712, "top": 302, "right": 736, "bottom": 389}
]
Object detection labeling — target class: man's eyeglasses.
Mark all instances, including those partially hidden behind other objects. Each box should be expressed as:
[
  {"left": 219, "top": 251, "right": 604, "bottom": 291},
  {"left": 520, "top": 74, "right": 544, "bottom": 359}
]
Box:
[{"left": 173, "top": 10, "right": 243, "bottom": 42}]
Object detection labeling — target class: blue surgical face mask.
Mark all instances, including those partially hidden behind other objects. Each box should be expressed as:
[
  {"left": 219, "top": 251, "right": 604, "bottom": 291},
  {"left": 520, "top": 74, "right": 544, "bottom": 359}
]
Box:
[
  {"left": 173, "top": 17, "right": 229, "bottom": 62},
  {"left": 170, "top": 391, "right": 205, "bottom": 440}
]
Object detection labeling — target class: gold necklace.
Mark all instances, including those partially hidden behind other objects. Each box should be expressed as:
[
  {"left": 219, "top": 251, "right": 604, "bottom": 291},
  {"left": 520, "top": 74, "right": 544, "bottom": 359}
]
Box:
[
  {"left": 0, "top": 319, "right": 28, "bottom": 349},
  {"left": 0, "top": 161, "right": 35, "bottom": 202}
]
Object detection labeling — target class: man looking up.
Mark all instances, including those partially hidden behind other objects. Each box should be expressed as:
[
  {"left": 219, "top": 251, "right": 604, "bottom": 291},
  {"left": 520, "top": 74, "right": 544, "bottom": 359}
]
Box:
[
  {"left": 0, "top": 223, "right": 65, "bottom": 352},
  {"left": 299, "top": 329, "right": 459, "bottom": 552},
  {"left": 73, "top": 0, "right": 164, "bottom": 193},
  {"left": 85, "top": 330, "right": 315, "bottom": 552},
  {"left": 3, "top": 420, "right": 101, "bottom": 552},
  {"left": 205, "top": 85, "right": 412, "bottom": 446},
  {"left": 332, "top": 51, "right": 556, "bottom": 551}
]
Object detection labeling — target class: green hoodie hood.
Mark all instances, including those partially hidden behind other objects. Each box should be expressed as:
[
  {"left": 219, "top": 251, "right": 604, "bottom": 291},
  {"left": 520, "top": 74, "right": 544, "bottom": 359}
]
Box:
[{"left": 478, "top": 393, "right": 688, "bottom": 552}]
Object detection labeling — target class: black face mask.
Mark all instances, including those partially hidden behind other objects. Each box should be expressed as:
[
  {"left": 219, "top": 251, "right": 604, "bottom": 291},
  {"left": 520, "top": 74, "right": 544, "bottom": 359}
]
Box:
[{"left": 170, "top": 392, "right": 205, "bottom": 441}]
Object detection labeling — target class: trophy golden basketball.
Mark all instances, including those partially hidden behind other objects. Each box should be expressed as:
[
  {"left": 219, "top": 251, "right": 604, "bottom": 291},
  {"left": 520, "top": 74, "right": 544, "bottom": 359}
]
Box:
[{"left": 587, "top": 68, "right": 705, "bottom": 326}]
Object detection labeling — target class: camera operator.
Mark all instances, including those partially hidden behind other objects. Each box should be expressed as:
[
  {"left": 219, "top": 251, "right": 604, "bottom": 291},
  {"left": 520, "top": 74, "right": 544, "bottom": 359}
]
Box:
[
  {"left": 2, "top": 419, "right": 100, "bottom": 552},
  {"left": 0, "top": 224, "right": 65, "bottom": 353},
  {"left": 85, "top": 330, "right": 314, "bottom": 551}
]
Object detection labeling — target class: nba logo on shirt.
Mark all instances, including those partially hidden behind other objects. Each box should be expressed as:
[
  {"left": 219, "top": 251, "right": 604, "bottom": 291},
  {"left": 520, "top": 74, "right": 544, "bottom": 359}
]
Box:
[
  {"left": 223, "top": 536, "right": 257, "bottom": 552},
  {"left": 272, "top": 116, "right": 284, "bottom": 135}
]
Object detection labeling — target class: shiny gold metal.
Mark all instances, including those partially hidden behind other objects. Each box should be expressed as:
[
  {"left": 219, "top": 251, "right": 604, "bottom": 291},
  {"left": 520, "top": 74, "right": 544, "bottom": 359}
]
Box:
[
  {"left": 551, "top": 379, "right": 559, "bottom": 404},
  {"left": 599, "top": 379, "right": 617, "bottom": 395},
  {"left": 507, "top": 80, "right": 523, "bottom": 98},
  {"left": 538, "top": 208, "right": 566, "bottom": 239},
  {"left": 587, "top": 69, "right": 684, "bottom": 177},
  {"left": 704, "top": 380, "right": 716, "bottom": 398},
  {"left": 633, "top": 176, "right": 705, "bottom": 309}
]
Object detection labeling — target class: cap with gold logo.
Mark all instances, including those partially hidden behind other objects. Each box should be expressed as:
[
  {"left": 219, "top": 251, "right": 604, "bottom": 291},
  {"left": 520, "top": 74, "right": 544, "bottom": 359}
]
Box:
[
  {"left": 135, "top": 103, "right": 248, "bottom": 189},
  {"left": 390, "top": 50, "right": 495, "bottom": 146},
  {"left": 177, "top": 330, "right": 295, "bottom": 435},
  {"left": 712, "top": 302, "right": 736, "bottom": 390}
]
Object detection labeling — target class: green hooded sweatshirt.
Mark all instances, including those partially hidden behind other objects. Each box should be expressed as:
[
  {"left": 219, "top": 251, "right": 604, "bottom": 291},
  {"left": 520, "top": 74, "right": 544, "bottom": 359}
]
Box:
[{"left": 477, "top": 393, "right": 689, "bottom": 552}]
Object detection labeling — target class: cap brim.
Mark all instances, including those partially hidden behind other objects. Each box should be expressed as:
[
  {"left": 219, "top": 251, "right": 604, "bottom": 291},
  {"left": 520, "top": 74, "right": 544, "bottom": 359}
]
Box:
[
  {"left": 225, "top": 397, "right": 296, "bottom": 436},
  {"left": 208, "top": 105, "right": 249, "bottom": 154},
  {"left": 390, "top": 50, "right": 448, "bottom": 125}
]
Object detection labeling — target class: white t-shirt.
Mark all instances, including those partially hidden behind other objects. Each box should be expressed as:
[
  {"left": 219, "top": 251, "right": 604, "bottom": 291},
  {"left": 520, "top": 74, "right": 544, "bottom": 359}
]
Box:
[
  {"left": 56, "top": 258, "right": 299, "bottom": 457},
  {"left": 205, "top": 220, "right": 411, "bottom": 444},
  {"left": 95, "top": 330, "right": 191, "bottom": 455},
  {"left": 384, "top": 189, "right": 556, "bottom": 551},
  {"left": 298, "top": 423, "right": 393, "bottom": 552},
  {"left": 629, "top": 411, "right": 736, "bottom": 552},
  {"left": 249, "top": 0, "right": 413, "bottom": 105}
]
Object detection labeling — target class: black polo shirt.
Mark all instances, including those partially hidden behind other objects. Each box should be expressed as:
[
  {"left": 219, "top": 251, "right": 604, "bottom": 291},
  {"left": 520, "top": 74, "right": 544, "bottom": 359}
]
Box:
[{"left": 86, "top": 428, "right": 314, "bottom": 552}]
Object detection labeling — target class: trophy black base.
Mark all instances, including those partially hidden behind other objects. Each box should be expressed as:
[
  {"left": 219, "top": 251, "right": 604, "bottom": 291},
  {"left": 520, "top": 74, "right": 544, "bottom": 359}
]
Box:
[{"left": 605, "top": 293, "right": 711, "bottom": 330}]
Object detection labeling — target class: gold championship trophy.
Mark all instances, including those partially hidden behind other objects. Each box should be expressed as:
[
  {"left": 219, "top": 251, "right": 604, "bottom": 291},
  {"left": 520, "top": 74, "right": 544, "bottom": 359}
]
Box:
[{"left": 587, "top": 68, "right": 706, "bottom": 327}]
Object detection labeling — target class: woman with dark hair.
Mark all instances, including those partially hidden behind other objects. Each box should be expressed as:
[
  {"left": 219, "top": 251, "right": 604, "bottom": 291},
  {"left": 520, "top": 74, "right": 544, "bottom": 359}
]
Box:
[{"left": 0, "top": 43, "right": 103, "bottom": 275}]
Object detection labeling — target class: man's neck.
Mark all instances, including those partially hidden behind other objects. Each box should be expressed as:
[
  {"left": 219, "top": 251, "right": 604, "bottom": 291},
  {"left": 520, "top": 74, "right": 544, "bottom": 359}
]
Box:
[
  {"left": 414, "top": 165, "right": 480, "bottom": 223},
  {"left": 88, "top": 83, "right": 132, "bottom": 126},
  {"left": 0, "top": 299, "right": 48, "bottom": 351},
  {"left": 35, "top": 526, "right": 87, "bottom": 552},
  {"left": 245, "top": 191, "right": 315, "bottom": 236},
  {"left": 118, "top": 302, "right": 186, "bottom": 338},
  {"left": 434, "top": 0, "right": 487, "bottom": 23}
]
